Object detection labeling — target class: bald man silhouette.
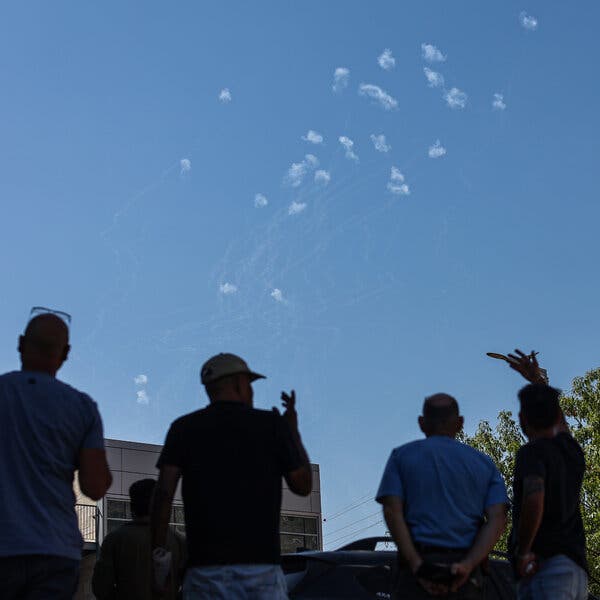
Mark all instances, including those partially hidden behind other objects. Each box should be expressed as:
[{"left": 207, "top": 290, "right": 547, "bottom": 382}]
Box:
[
  {"left": 0, "top": 311, "right": 112, "bottom": 599},
  {"left": 377, "top": 393, "right": 508, "bottom": 599}
]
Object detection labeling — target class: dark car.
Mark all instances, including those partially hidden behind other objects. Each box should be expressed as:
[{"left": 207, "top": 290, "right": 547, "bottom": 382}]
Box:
[{"left": 282, "top": 536, "right": 597, "bottom": 599}]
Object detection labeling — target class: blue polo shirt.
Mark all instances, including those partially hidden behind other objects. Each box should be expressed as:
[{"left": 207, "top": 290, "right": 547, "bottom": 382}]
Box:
[
  {"left": 0, "top": 370, "right": 105, "bottom": 560},
  {"left": 376, "top": 436, "right": 508, "bottom": 549}
]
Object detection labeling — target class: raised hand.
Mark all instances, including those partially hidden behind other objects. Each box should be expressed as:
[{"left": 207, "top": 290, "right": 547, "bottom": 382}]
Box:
[
  {"left": 280, "top": 390, "right": 298, "bottom": 430},
  {"left": 507, "top": 349, "right": 548, "bottom": 384}
]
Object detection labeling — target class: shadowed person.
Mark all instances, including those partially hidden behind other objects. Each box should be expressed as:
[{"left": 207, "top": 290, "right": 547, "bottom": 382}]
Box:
[
  {"left": 0, "top": 309, "right": 112, "bottom": 599},
  {"left": 510, "top": 382, "right": 587, "bottom": 600},
  {"left": 377, "top": 394, "right": 508, "bottom": 599},
  {"left": 93, "top": 478, "right": 185, "bottom": 600},
  {"left": 151, "top": 352, "right": 312, "bottom": 600}
]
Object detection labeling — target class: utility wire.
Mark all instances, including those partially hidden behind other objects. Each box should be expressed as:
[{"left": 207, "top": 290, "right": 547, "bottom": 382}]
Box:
[
  {"left": 325, "top": 519, "right": 384, "bottom": 548},
  {"left": 323, "top": 510, "right": 381, "bottom": 537},
  {"left": 325, "top": 496, "right": 374, "bottom": 522}
]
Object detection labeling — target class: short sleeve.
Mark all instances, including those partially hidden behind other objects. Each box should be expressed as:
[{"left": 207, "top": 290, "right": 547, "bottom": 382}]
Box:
[
  {"left": 157, "top": 420, "right": 185, "bottom": 469},
  {"left": 274, "top": 414, "right": 304, "bottom": 475},
  {"left": 515, "top": 444, "right": 546, "bottom": 481},
  {"left": 81, "top": 399, "right": 105, "bottom": 450},
  {"left": 376, "top": 450, "right": 404, "bottom": 503},
  {"left": 485, "top": 465, "right": 509, "bottom": 508}
]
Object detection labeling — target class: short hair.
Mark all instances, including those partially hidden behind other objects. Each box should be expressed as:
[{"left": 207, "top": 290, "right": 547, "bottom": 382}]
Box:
[
  {"left": 422, "top": 394, "right": 459, "bottom": 431},
  {"left": 518, "top": 383, "right": 561, "bottom": 429},
  {"left": 129, "top": 478, "right": 156, "bottom": 517}
]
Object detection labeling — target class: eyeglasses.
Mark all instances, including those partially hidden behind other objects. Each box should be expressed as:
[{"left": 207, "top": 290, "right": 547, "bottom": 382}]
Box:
[{"left": 29, "top": 306, "right": 72, "bottom": 327}]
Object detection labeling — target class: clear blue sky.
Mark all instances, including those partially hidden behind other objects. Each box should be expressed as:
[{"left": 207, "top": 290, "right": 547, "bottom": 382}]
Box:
[{"left": 1, "top": 1, "right": 599, "bottom": 548}]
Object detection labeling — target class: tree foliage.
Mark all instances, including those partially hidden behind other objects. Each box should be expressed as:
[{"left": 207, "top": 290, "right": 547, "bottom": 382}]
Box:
[{"left": 460, "top": 367, "right": 600, "bottom": 594}]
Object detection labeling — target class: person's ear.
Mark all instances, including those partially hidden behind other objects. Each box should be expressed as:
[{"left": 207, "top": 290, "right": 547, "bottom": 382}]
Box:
[
  {"left": 233, "top": 373, "right": 243, "bottom": 396},
  {"left": 418, "top": 416, "right": 427, "bottom": 435}
]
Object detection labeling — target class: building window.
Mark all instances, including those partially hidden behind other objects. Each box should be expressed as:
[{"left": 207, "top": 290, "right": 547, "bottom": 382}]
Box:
[
  {"left": 280, "top": 515, "right": 319, "bottom": 553},
  {"left": 106, "top": 499, "right": 185, "bottom": 535}
]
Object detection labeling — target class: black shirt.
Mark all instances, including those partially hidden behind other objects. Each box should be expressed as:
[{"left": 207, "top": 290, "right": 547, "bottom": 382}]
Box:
[
  {"left": 511, "top": 432, "right": 587, "bottom": 572},
  {"left": 157, "top": 402, "right": 304, "bottom": 566}
]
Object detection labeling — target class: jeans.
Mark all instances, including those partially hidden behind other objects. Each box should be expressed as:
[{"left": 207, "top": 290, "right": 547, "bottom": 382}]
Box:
[
  {"left": 0, "top": 554, "right": 80, "bottom": 600},
  {"left": 517, "top": 554, "right": 588, "bottom": 600},
  {"left": 183, "top": 564, "right": 288, "bottom": 600}
]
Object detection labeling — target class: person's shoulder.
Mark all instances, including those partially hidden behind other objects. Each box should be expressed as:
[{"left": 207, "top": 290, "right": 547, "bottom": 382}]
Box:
[
  {"left": 54, "top": 377, "right": 96, "bottom": 405},
  {"left": 451, "top": 439, "right": 500, "bottom": 468},
  {"left": 0, "top": 370, "right": 19, "bottom": 382},
  {"left": 171, "top": 408, "right": 206, "bottom": 425},
  {"left": 391, "top": 438, "right": 427, "bottom": 457}
]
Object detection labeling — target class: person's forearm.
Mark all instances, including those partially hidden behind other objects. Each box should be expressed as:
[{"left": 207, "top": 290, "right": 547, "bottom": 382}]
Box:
[
  {"left": 290, "top": 427, "right": 310, "bottom": 466},
  {"left": 383, "top": 506, "right": 421, "bottom": 571},
  {"left": 462, "top": 515, "right": 506, "bottom": 567},
  {"left": 150, "top": 488, "right": 174, "bottom": 549},
  {"left": 517, "top": 495, "right": 544, "bottom": 554}
]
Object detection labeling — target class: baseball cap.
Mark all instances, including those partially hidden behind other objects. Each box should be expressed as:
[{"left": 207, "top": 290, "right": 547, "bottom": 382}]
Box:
[{"left": 200, "top": 353, "right": 266, "bottom": 385}]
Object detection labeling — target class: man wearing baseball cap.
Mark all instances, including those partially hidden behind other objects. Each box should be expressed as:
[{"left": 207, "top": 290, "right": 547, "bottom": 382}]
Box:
[{"left": 151, "top": 353, "right": 312, "bottom": 599}]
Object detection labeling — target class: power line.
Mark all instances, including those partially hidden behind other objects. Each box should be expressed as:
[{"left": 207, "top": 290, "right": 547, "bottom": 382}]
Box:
[
  {"left": 323, "top": 510, "right": 381, "bottom": 537},
  {"left": 325, "top": 519, "right": 384, "bottom": 548},
  {"left": 325, "top": 496, "right": 374, "bottom": 522}
]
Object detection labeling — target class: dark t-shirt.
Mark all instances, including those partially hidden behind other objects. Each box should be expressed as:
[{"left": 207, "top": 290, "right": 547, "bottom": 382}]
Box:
[
  {"left": 511, "top": 433, "right": 587, "bottom": 572},
  {"left": 157, "top": 402, "right": 304, "bottom": 566}
]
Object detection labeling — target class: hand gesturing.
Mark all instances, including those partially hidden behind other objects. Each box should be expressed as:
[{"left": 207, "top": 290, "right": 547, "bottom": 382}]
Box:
[{"left": 507, "top": 349, "right": 548, "bottom": 384}]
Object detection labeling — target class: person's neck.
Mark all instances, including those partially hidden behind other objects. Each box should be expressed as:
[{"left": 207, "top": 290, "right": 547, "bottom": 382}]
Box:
[
  {"left": 21, "top": 364, "right": 56, "bottom": 377},
  {"left": 527, "top": 427, "right": 556, "bottom": 441},
  {"left": 211, "top": 397, "right": 253, "bottom": 407}
]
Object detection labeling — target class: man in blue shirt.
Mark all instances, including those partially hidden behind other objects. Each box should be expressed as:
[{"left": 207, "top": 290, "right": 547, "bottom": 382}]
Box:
[
  {"left": 0, "top": 310, "right": 112, "bottom": 599},
  {"left": 377, "top": 393, "right": 508, "bottom": 599}
]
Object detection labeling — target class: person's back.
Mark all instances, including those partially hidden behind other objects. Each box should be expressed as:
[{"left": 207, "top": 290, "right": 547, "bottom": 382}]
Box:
[
  {"left": 162, "top": 402, "right": 297, "bottom": 566},
  {"left": 152, "top": 353, "right": 312, "bottom": 600},
  {"left": 0, "top": 310, "right": 111, "bottom": 600},
  {"left": 93, "top": 522, "right": 184, "bottom": 600},
  {"left": 385, "top": 436, "right": 505, "bottom": 549},
  {"left": 377, "top": 393, "right": 507, "bottom": 599},
  {"left": 0, "top": 371, "right": 103, "bottom": 558}
]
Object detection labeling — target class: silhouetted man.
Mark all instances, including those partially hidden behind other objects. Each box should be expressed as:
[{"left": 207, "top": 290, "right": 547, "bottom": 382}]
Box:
[
  {"left": 377, "top": 394, "right": 508, "bottom": 599},
  {"left": 0, "top": 310, "right": 112, "bottom": 599},
  {"left": 93, "top": 478, "right": 185, "bottom": 600},
  {"left": 510, "top": 383, "right": 587, "bottom": 600},
  {"left": 151, "top": 353, "right": 312, "bottom": 600}
]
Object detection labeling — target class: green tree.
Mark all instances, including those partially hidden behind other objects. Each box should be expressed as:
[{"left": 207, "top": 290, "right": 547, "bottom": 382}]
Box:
[{"left": 460, "top": 367, "right": 600, "bottom": 594}]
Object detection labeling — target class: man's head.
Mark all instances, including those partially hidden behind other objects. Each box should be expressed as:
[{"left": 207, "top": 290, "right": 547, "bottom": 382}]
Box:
[
  {"left": 129, "top": 478, "right": 156, "bottom": 519},
  {"left": 518, "top": 383, "right": 561, "bottom": 438},
  {"left": 200, "top": 353, "right": 265, "bottom": 406},
  {"left": 18, "top": 313, "right": 70, "bottom": 376},
  {"left": 418, "top": 393, "right": 464, "bottom": 438}
]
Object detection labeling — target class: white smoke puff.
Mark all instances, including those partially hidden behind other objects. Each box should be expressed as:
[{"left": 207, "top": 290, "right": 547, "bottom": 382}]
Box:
[{"left": 219, "top": 282, "right": 238, "bottom": 295}]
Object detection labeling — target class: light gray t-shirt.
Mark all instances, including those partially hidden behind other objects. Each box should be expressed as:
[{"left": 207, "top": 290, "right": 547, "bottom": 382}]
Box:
[{"left": 0, "top": 370, "right": 105, "bottom": 560}]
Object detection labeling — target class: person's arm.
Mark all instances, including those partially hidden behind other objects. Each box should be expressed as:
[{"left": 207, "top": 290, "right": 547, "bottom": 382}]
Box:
[
  {"left": 151, "top": 465, "right": 181, "bottom": 550},
  {"left": 279, "top": 391, "right": 312, "bottom": 497},
  {"left": 381, "top": 496, "right": 422, "bottom": 573},
  {"left": 515, "top": 475, "right": 545, "bottom": 575},
  {"left": 78, "top": 449, "right": 112, "bottom": 500},
  {"left": 91, "top": 533, "right": 117, "bottom": 600},
  {"left": 450, "top": 503, "right": 507, "bottom": 591}
]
